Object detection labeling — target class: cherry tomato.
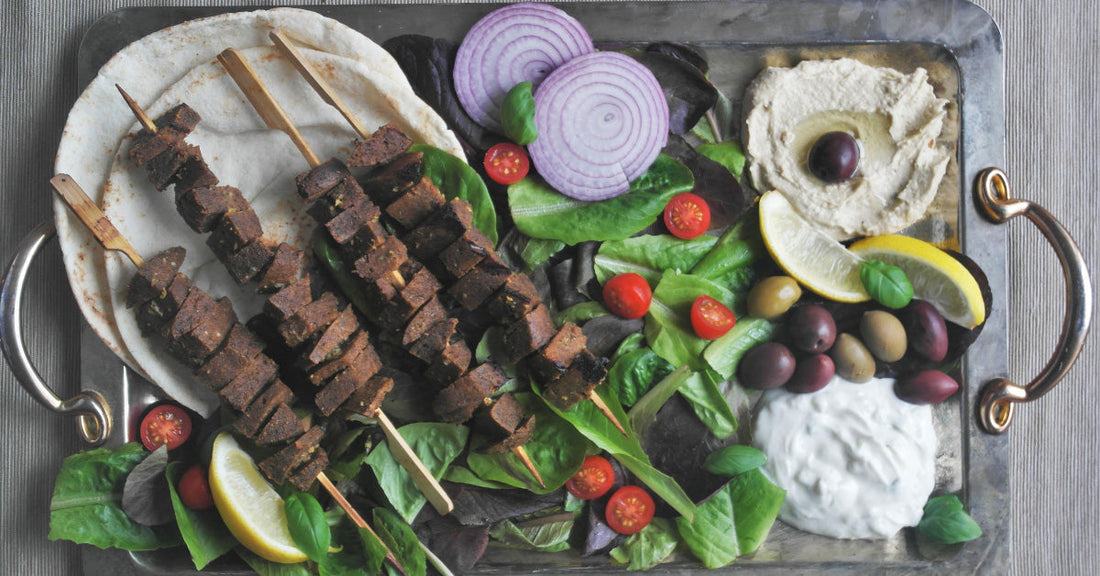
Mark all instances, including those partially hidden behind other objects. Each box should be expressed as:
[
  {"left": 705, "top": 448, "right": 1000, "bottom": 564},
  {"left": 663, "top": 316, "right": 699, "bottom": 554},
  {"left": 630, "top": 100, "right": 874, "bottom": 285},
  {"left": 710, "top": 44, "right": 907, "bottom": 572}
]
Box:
[
  {"left": 605, "top": 485, "right": 655, "bottom": 535},
  {"left": 690, "top": 295, "right": 736, "bottom": 340},
  {"left": 139, "top": 403, "right": 192, "bottom": 451},
  {"left": 484, "top": 142, "right": 530, "bottom": 185},
  {"left": 663, "top": 193, "right": 711, "bottom": 239},
  {"left": 566, "top": 455, "right": 615, "bottom": 500},
  {"left": 178, "top": 463, "right": 214, "bottom": 510},
  {"left": 602, "top": 273, "right": 652, "bottom": 319}
]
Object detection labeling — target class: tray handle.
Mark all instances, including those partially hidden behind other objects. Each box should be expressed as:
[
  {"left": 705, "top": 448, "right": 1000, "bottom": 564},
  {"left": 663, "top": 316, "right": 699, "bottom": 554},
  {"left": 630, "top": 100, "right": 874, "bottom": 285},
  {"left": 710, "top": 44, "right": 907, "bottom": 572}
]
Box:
[
  {"left": 975, "top": 168, "right": 1093, "bottom": 434},
  {"left": 1, "top": 221, "right": 112, "bottom": 445}
]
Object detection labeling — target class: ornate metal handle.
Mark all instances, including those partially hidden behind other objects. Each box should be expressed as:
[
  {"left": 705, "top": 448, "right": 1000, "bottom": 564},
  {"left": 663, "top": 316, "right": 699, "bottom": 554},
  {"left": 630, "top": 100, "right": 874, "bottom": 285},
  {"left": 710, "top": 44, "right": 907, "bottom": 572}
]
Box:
[
  {"left": 0, "top": 221, "right": 112, "bottom": 445},
  {"left": 975, "top": 168, "right": 1092, "bottom": 434}
]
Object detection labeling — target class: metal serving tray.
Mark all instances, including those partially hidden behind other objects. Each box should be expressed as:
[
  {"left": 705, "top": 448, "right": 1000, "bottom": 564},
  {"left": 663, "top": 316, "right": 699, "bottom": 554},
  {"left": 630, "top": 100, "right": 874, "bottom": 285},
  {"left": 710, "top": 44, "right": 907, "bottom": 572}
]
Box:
[{"left": 55, "top": 1, "right": 1013, "bottom": 574}]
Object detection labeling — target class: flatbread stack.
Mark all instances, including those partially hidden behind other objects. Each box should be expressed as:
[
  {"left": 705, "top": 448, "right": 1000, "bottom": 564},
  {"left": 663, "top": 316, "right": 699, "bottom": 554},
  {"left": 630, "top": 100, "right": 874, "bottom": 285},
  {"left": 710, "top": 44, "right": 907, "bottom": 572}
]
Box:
[{"left": 54, "top": 8, "right": 463, "bottom": 414}]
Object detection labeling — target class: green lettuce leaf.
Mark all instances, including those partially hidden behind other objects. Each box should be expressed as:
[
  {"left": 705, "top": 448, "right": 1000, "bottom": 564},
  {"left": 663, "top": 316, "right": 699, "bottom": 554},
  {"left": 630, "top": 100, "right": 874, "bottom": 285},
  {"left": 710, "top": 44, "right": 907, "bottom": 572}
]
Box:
[
  {"left": 365, "top": 422, "right": 468, "bottom": 523},
  {"left": 594, "top": 234, "right": 717, "bottom": 286},
  {"left": 165, "top": 462, "right": 236, "bottom": 569},
  {"left": 489, "top": 510, "right": 574, "bottom": 552},
  {"left": 703, "top": 317, "right": 776, "bottom": 380},
  {"left": 553, "top": 301, "right": 609, "bottom": 326},
  {"left": 728, "top": 468, "right": 785, "bottom": 555},
  {"left": 608, "top": 517, "right": 679, "bottom": 570},
  {"left": 509, "top": 155, "right": 694, "bottom": 244},
  {"left": 606, "top": 347, "right": 675, "bottom": 408},
  {"left": 695, "top": 140, "right": 747, "bottom": 179},
  {"left": 679, "top": 370, "right": 738, "bottom": 439},
  {"left": 645, "top": 270, "right": 737, "bottom": 370},
  {"left": 48, "top": 442, "right": 181, "bottom": 551},
  {"left": 410, "top": 144, "right": 497, "bottom": 244},
  {"left": 676, "top": 485, "right": 738, "bottom": 568},
  {"left": 374, "top": 507, "right": 427, "bottom": 576}
]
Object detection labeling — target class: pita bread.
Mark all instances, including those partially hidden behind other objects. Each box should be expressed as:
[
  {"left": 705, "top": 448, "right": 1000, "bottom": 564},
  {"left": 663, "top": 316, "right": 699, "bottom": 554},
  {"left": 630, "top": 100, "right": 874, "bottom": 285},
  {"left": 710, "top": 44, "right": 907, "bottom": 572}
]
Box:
[{"left": 55, "top": 9, "right": 462, "bottom": 413}]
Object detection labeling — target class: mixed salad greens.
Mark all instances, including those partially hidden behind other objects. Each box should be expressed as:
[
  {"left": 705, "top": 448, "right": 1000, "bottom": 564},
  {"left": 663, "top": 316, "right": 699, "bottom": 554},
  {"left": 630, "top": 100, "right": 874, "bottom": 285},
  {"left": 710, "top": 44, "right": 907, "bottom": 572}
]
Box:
[{"left": 48, "top": 3, "right": 984, "bottom": 574}]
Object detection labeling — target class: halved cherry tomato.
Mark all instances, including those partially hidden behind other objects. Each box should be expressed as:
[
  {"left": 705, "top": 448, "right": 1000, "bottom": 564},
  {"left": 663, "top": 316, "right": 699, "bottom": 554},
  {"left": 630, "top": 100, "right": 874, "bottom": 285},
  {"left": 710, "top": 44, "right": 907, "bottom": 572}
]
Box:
[
  {"left": 139, "top": 403, "right": 192, "bottom": 451},
  {"left": 178, "top": 463, "right": 214, "bottom": 510},
  {"left": 605, "top": 485, "right": 655, "bottom": 535},
  {"left": 663, "top": 193, "right": 711, "bottom": 239},
  {"left": 566, "top": 455, "right": 615, "bottom": 500},
  {"left": 690, "top": 295, "right": 736, "bottom": 340},
  {"left": 484, "top": 142, "right": 531, "bottom": 185},
  {"left": 602, "top": 273, "right": 652, "bottom": 319}
]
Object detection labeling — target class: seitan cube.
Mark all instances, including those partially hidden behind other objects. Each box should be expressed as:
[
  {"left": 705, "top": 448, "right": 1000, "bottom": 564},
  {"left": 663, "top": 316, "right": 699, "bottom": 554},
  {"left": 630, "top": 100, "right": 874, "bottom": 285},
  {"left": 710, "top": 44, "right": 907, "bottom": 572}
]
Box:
[
  {"left": 257, "top": 243, "right": 305, "bottom": 294},
  {"left": 347, "top": 123, "right": 412, "bottom": 168},
  {"left": 223, "top": 238, "right": 276, "bottom": 285},
  {"left": 234, "top": 379, "right": 294, "bottom": 438},
  {"left": 409, "top": 318, "right": 459, "bottom": 363},
  {"left": 126, "top": 246, "right": 186, "bottom": 308},
  {"left": 439, "top": 226, "right": 494, "bottom": 280},
  {"left": 360, "top": 151, "right": 424, "bottom": 205},
  {"left": 352, "top": 236, "right": 408, "bottom": 282},
  {"left": 482, "top": 415, "right": 536, "bottom": 455},
  {"left": 135, "top": 272, "right": 192, "bottom": 337},
  {"left": 257, "top": 425, "right": 323, "bottom": 484},
  {"left": 541, "top": 351, "right": 609, "bottom": 411},
  {"left": 288, "top": 450, "right": 329, "bottom": 491},
  {"left": 446, "top": 253, "right": 512, "bottom": 311},
  {"left": 307, "top": 174, "right": 369, "bottom": 224},
  {"left": 264, "top": 276, "right": 313, "bottom": 323},
  {"left": 219, "top": 353, "right": 279, "bottom": 411},
  {"left": 173, "top": 148, "right": 218, "bottom": 194},
  {"left": 425, "top": 340, "right": 472, "bottom": 386},
  {"left": 175, "top": 185, "right": 248, "bottom": 233},
  {"left": 206, "top": 208, "right": 264, "bottom": 259},
  {"left": 144, "top": 143, "right": 192, "bottom": 191},
  {"left": 308, "top": 330, "right": 378, "bottom": 386},
  {"left": 314, "top": 368, "right": 368, "bottom": 416},
  {"left": 302, "top": 305, "right": 360, "bottom": 368},
  {"left": 338, "top": 374, "right": 394, "bottom": 419},
  {"left": 278, "top": 292, "right": 341, "bottom": 349},
  {"left": 195, "top": 322, "right": 266, "bottom": 391},
  {"left": 167, "top": 287, "right": 218, "bottom": 342},
  {"left": 472, "top": 392, "right": 526, "bottom": 440},
  {"left": 384, "top": 176, "right": 445, "bottom": 229},
  {"left": 402, "top": 295, "right": 447, "bottom": 346},
  {"left": 296, "top": 158, "right": 350, "bottom": 202},
  {"left": 378, "top": 262, "right": 442, "bottom": 330},
  {"left": 255, "top": 404, "right": 307, "bottom": 447},
  {"left": 167, "top": 296, "right": 237, "bottom": 367},
  {"left": 529, "top": 322, "right": 587, "bottom": 382},
  {"left": 486, "top": 273, "right": 542, "bottom": 323},
  {"left": 325, "top": 200, "right": 384, "bottom": 249},
  {"left": 432, "top": 363, "right": 506, "bottom": 423},
  {"left": 404, "top": 199, "right": 475, "bottom": 260},
  {"left": 499, "top": 303, "right": 556, "bottom": 364}
]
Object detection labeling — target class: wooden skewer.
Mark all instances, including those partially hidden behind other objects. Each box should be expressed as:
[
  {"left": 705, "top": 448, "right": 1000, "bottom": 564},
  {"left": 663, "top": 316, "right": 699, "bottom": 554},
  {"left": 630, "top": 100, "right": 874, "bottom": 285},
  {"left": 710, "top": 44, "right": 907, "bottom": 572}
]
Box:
[
  {"left": 49, "top": 173, "right": 404, "bottom": 574},
  {"left": 264, "top": 35, "right": 560, "bottom": 483},
  {"left": 587, "top": 390, "right": 627, "bottom": 436}
]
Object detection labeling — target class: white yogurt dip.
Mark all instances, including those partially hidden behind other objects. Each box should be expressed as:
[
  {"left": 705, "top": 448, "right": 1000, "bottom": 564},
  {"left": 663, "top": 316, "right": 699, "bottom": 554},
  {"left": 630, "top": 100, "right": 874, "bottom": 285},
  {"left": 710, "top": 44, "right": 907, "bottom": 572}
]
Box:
[{"left": 752, "top": 376, "right": 935, "bottom": 539}]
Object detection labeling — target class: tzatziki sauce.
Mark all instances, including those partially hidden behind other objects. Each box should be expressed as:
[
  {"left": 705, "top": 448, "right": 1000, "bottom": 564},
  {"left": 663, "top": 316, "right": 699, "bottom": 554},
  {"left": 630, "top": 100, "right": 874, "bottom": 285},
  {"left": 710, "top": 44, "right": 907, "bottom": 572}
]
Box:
[{"left": 752, "top": 375, "right": 935, "bottom": 539}]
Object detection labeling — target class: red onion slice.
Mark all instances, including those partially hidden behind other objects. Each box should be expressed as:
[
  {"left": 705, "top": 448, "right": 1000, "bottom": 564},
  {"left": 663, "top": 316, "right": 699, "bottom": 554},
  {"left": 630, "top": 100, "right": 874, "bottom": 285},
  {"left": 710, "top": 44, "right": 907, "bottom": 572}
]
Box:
[
  {"left": 454, "top": 3, "right": 594, "bottom": 133},
  {"left": 528, "top": 52, "right": 670, "bottom": 201}
]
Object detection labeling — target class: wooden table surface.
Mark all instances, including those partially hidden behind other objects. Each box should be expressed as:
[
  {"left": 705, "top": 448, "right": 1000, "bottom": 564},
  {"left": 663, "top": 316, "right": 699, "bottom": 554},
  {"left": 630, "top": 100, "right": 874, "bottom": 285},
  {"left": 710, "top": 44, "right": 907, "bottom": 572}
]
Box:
[{"left": 1, "top": 1, "right": 1095, "bottom": 574}]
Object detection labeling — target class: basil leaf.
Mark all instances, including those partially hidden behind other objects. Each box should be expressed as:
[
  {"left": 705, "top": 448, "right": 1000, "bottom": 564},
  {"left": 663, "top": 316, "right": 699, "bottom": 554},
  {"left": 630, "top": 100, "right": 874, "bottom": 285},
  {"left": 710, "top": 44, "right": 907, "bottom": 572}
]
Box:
[
  {"left": 165, "top": 462, "right": 236, "bottom": 570},
  {"left": 374, "top": 507, "right": 427, "bottom": 576},
  {"left": 365, "top": 422, "right": 468, "bottom": 523},
  {"left": 409, "top": 144, "right": 498, "bottom": 244},
  {"left": 237, "top": 548, "right": 312, "bottom": 575},
  {"left": 501, "top": 81, "right": 538, "bottom": 145},
  {"left": 704, "top": 445, "right": 767, "bottom": 476},
  {"left": 608, "top": 517, "right": 679, "bottom": 570},
  {"left": 284, "top": 492, "right": 330, "bottom": 563},
  {"left": 49, "top": 442, "right": 181, "bottom": 551},
  {"left": 860, "top": 259, "right": 914, "bottom": 309},
  {"left": 509, "top": 155, "right": 694, "bottom": 245},
  {"left": 676, "top": 485, "right": 738, "bottom": 568},
  {"left": 918, "top": 494, "right": 982, "bottom": 544},
  {"left": 594, "top": 234, "right": 717, "bottom": 287}
]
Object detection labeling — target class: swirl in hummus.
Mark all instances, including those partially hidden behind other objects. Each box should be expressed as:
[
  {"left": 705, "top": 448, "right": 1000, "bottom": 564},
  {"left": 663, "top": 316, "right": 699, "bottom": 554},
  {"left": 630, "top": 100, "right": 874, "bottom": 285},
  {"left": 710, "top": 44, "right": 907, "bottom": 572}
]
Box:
[{"left": 743, "top": 58, "right": 951, "bottom": 240}]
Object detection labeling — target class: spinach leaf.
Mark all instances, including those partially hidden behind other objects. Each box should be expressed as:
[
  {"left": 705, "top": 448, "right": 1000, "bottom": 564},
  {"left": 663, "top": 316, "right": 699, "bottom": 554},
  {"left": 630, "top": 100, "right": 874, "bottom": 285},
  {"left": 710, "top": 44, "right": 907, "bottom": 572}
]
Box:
[
  {"left": 554, "top": 301, "right": 608, "bottom": 326},
  {"left": 679, "top": 370, "right": 738, "bottom": 439},
  {"left": 703, "top": 317, "right": 776, "bottom": 380},
  {"left": 443, "top": 466, "right": 515, "bottom": 490},
  {"left": 165, "top": 462, "right": 236, "bottom": 570},
  {"left": 728, "top": 468, "right": 785, "bottom": 555},
  {"left": 608, "top": 517, "right": 679, "bottom": 570},
  {"left": 533, "top": 382, "right": 696, "bottom": 521},
  {"left": 489, "top": 511, "right": 574, "bottom": 552},
  {"left": 374, "top": 507, "right": 427, "bottom": 576},
  {"left": 48, "top": 442, "right": 181, "bottom": 551},
  {"left": 695, "top": 140, "right": 747, "bottom": 179},
  {"left": 676, "top": 486, "right": 738, "bottom": 568},
  {"left": 356, "top": 526, "right": 389, "bottom": 576},
  {"left": 607, "top": 347, "right": 675, "bottom": 407},
  {"left": 121, "top": 445, "right": 172, "bottom": 526},
  {"left": 645, "top": 270, "right": 737, "bottom": 370},
  {"left": 501, "top": 81, "right": 538, "bottom": 145},
  {"left": 466, "top": 393, "right": 592, "bottom": 493},
  {"left": 703, "top": 445, "right": 767, "bottom": 477},
  {"left": 365, "top": 422, "right": 469, "bottom": 523},
  {"left": 594, "top": 234, "right": 717, "bottom": 287},
  {"left": 918, "top": 494, "right": 982, "bottom": 544},
  {"left": 284, "top": 492, "right": 331, "bottom": 563},
  {"left": 236, "top": 548, "right": 312, "bottom": 576},
  {"left": 509, "top": 155, "right": 694, "bottom": 244},
  {"left": 410, "top": 144, "right": 498, "bottom": 244},
  {"left": 861, "top": 259, "right": 914, "bottom": 309},
  {"left": 611, "top": 332, "right": 647, "bottom": 362}
]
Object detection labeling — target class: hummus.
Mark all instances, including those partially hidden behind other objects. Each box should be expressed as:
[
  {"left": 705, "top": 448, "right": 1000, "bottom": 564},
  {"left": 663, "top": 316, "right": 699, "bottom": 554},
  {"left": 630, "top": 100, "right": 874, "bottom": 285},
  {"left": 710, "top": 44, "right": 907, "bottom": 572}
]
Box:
[{"left": 743, "top": 58, "right": 950, "bottom": 240}]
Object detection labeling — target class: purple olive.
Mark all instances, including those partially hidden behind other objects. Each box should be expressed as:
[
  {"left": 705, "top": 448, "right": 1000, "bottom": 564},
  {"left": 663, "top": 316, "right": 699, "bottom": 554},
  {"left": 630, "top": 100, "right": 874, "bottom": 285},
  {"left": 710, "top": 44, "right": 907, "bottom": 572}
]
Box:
[
  {"left": 895, "top": 370, "right": 959, "bottom": 405},
  {"left": 785, "top": 354, "right": 835, "bottom": 394},
  {"left": 808, "top": 131, "right": 860, "bottom": 183},
  {"left": 738, "top": 342, "right": 796, "bottom": 390},
  {"left": 787, "top": 305, "right": 837, "bottom": 354},
  {"left": 903, "top": 300, "right": 949, "bottom": 362}
]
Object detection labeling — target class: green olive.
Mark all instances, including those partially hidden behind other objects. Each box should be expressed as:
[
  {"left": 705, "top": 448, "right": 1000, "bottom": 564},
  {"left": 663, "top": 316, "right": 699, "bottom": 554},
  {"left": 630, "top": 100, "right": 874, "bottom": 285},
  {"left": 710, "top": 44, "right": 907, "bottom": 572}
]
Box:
[
  {"left": 747, "top": 276, "right": 802, "bottom": 319},
  {"left": 828, "top": 333, "right": 876, "bottom": 383},
  {"left": 859, "top": 310, "right": 908, "bottom": 362}
]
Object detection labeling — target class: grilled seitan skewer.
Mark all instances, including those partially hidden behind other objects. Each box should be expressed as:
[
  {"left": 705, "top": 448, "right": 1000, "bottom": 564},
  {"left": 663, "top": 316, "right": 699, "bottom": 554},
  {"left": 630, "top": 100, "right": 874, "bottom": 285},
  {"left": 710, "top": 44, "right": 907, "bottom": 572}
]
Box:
[
  {"left": 49, "top": 174, "right": 404, "bottom": 574},
  {"left": 118, "top": 85, "right": 454, "bottom": 515}
]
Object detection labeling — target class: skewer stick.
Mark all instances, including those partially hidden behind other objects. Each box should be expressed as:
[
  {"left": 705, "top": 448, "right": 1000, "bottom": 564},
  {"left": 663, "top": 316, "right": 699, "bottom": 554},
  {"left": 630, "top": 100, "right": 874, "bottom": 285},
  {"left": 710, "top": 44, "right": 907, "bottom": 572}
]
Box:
[
  {"left": 266, "top": 34, "right": 559, "bottom": 483},
  {"left": 269, "top": 30, "right": 371, "bottom": 140},
  {"left": 588, "top": 391, "right": 628, "bottom": 436},
  {"left": 375, "top": 410, "right": 454, "bottom": 514},
  {"left": 48, "top": 173, "right": 405, "bottom": 574}
]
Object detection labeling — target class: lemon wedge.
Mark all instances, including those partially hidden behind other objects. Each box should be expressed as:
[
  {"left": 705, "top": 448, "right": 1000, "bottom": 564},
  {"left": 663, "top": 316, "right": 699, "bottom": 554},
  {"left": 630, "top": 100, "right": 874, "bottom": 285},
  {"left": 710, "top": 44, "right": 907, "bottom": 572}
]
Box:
[
  {"left": 208, "top": 432, "right": 307, "bottom": 564},
  {"left": 758, "top": 190, "right": 870, "bottom": 302},
  {"left": 849, "top": 234, "right": 986, "bottom": 328}
]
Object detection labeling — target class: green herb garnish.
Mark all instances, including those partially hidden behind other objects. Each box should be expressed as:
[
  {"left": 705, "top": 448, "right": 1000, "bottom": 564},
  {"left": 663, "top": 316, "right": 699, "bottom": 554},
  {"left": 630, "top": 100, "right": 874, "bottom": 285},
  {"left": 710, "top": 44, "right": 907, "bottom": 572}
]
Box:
[
  {"left": 501, "top": 81, "right": 538, "bottom": 145},
  {"left": 918, "top": 494, "right": 982, "bottom": 544},
  {"left": 860, "top": 259, "right": 914, "bottom": 309}
]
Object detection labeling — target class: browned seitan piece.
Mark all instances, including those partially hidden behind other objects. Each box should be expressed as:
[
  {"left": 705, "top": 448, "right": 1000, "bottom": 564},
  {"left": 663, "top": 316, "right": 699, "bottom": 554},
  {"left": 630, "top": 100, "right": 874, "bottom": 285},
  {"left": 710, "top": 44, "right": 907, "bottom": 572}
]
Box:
[
  {"left": 308, "top": 330, "right": 378, "bottom": 387},
  {"left": 167, "top": 287, "right": 219, "bottom": 343},
  {"left": 347, "top": 123, "right": 412, "bottom": 169},
  {"left": 377, "top": 261, "right": 442, "bottom": 331},
  {"left": 482, "top": 415, "right": 536, "bottom": 455},
  {"left": 425, "top": 340, "right": 473, "bottom": 386},
  {"left": 255, "top": 403, "right": 307, "bottom": 446},
  {"left": 384, "top": 176, "right": 445, "bottom": 229},
  {"left": 499, "top": 303, "right": 556, "bottom": 364},
  {"left": 541, "top": 351, "right": 609, "bottom": 411},
  {"left": 528, "top": 322, "right": 587, "bottom": 382},
  {"left": 278, "top": 292, "right": 341, "bottom": 349},
  {"left": 360, "top": 151, "right": 424, "bottom": 205},
  {"left": 206, "top": 208, "right": 264, "bottom": 260},
  {"left": 167, "top": 296, "right": 238, "bottom": 367},
  {"left": 472, "top": 392, "right": 526, "bottom": 440},
  {"left": 234, "top": 379, "right": 295, "bottom": 438},
  {"left": 219, "top": 353, "right": 279, "bottom": 410},
  {"left": 257, "top": 243, "right": 305, "bottom": 294},
  {"left": 325, "top": 200, "right": 385, "bottom": 250},
  {"left": 446, "top": 253, "right": 512, "bottom": 312},
  {"left": 401, "top": 295, "right": 448, "bottom": 346},
  {"left": 314, "top": 366, "right": 368, "bottom": 417},
  {"left": 486, "top": 272, "right": 541, "bottom": 323},
  {"left": 308, "top": 173, "right": 369, "bottom": 224},
  {"left": 135, "top": 272, "right": 192, "bottom": 337},
  {"left": 301, "top": 305, "right": 359, "bottom": 368},
  {"left": 288, "top": 450, "right": 330, "bottom": 491},
  {"left": 439, "top": 226, "right": 494, "bottom": 280},
  {"left": 404, "top": 198, "right": 474, "bottom": 259},
  {"left": 224, "top": 238, "right": 276, "bottom": 285},
  {"left": 296, "top": 158, "right": 349, "bottom": 202},
  {"left": 432, "top": 363, "right": 506, "bottom": 423},
  {"left": 409, "top": 318, "right": 459, "bottom": 363},
  {"left": 258, "top": 425, "right": 324, "bottom": 484},
  {"left": 353, "top": 235, "right": 408, "bottom": 282},
  {"left": 175, "top": 185, "right": 249, "bottom": 233},
  {"left": 195, "top": 322, "right": 266, "bottom": 390},
  {"left": 173, "top": 146, "right": 218, "bottom": 194},
  {"left": 128, "top": 104, "right": 200, "bottom": 166},
  {"left": 264, "top": 276, "right": 313, "bottom": 323},
  {"left": 338, "top": 374, "right": 395, "bottom": 419},
  {"left": 126, "top": 246, "right": 186, "bottom": 308}
]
